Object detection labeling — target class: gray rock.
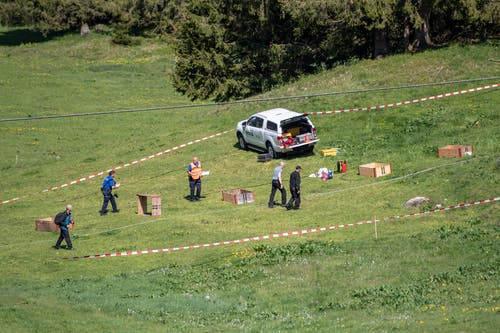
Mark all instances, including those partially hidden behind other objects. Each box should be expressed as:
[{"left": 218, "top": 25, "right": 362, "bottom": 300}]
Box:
[{"left": 405, "top": 196, "right": 430, "bottom": 208}]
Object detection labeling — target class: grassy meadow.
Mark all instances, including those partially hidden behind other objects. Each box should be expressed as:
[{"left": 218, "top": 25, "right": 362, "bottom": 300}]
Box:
[{"left": 0, "top": 27, "right": 499, "bottom": 332}]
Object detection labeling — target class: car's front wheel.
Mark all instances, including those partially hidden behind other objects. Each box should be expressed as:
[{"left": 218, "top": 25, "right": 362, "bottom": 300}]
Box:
[{"left": 237, "top": 133, "right": 247, "bottom": 150}]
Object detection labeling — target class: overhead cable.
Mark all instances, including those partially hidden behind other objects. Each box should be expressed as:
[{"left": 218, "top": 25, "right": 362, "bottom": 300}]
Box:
[{"left": 1, "top": 76, "right": 498, "bottom": 123}]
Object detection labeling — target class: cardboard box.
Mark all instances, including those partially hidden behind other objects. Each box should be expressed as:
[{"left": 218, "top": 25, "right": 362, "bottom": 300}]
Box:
[
  {"left": 296, "top": 133, "right": 312, "bottom": 143},
  {"left": 35, "top": 217, "right": 73, "bottom": 232},
  {"left": 358, "top": 162, "right": 392, "bottom": 178},
  {"left": 136, "top": 194, "right": 162, "bottom": 216},
  {"left": 222, "top": 189, "right": 255, "bottom": 205},
  {"left": 438, "top": 145, "right": 473, "bottom": 158}
]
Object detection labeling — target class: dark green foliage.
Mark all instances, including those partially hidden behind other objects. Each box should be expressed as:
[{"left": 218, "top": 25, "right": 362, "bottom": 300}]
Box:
[
  {"left": 172, "top": 0, "right": 368, "bottom": 101},
  {"left": 172, "top": 0, "right": 499, "bottom": 100},
  {"left": 127, "top": 0, "right": 187, "bottom": 36},
  {"left": 172, "top": 0, "right": 298, "bottom": 101},
  {"left": 0, "top": 0, "right": 498, "bottom": 100},
  {"left": 111, "top": 23, "right": 131, "bottom": 45},
  {"left": 249, "top": 241, "right": 343, "bottom": 264},
  {"left": 0, "top": 0, "right": 125, "bottom": 35},
  {"left": 347, "top": 263, "right": 498, "bottom": 310},
  {"left": 111, "top": 23, "right": 140, "bottom": 45},
  {"left": 436, "top": 222, "right": 487, "bottom": 241}
]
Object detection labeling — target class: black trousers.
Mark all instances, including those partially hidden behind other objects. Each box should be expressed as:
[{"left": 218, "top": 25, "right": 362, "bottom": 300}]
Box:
[
  {"left": 189, "top": 178, "right": 201, "bottom": 200},
  {"left": 55, "top": 229, "right": 73, "bottom": 249},
  {"left": 100, "top": 189, "right": 117, "bottom": 213},
  {"left": 269, "top": 180, "right": 286, "bottom": 206},
  {"left": 287, "top": 188, "right": 301, "bottom": 208}
]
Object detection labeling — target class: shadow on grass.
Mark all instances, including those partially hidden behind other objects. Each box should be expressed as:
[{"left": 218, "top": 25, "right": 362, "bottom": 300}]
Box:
[
  {"left": 231, "top": 142, "right": 317, "bottom": 161},
  {"left": 0, "top": 28, "right": 65, "bottom": 46}
]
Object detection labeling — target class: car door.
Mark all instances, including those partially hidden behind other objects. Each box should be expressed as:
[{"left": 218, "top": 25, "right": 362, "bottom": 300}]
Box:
[{"left": 244, "top": 116, "right": 265, "bottom": 147}]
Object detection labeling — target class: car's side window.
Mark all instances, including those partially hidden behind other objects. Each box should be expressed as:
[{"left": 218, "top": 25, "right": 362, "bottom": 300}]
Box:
[
  {"left": 255, "top": 117, "right": 264, "bottom": 128},
  {"left": 248, "top": 116, "right": 264, "bottom": 128},
  {"left": 266, "top": 121, "right": 277, "bottom": 131},
  {"left": 247, "top": 117, "right": 257, "bottom": 127}
]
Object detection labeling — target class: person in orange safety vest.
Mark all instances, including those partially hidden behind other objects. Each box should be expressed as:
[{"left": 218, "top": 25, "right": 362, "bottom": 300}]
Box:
[{"left": 187, "top": 156, "right": 203, "bottom": 201}]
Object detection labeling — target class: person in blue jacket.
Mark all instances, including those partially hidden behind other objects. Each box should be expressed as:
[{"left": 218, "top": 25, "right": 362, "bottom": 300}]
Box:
[
  {"left": 53, "top": 204, "right": 74, "bottom": 250},
  {"left": 99, "top": 170, "right": 119, "bottom": 216}
]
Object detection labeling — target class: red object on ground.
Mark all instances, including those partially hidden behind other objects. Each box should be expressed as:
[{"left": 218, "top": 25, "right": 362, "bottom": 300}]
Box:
[{"left": 341, "top": 161, "right": 347, "bottom": 173}]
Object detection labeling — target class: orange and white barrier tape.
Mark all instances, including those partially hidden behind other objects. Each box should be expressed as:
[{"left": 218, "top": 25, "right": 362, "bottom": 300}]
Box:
[
  {"left": 306, "top": 83, "right": 498, "bottom": 115},
  {"left": 0, "top": 129, "right": 233, "bottom": 206},
  {"left": 3, "top": 83, "right": 497, "bottom": 206},
  {"left": 1, "top": 197, "right": 21, "bottom": 205},
  {"left": 61, "top": 196, "right": 499, "bottom": 260}
]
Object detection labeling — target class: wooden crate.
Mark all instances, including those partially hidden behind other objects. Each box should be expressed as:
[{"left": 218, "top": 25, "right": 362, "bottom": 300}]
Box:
[
  {"left": 222, "top": 189, "right": 255, "bottom": 205},
  {"left": 136, "top": 194, "right": 162, "bottom": 216},
  {"left": 321, "top": 148, "right": 337, "bottom": 157},
  {"left": 438, "top": 145, "right": 473, "bottom": 158},
  {"left": 358, "top": 162, "right": 392, "bottom": 178},
  {"left": 35, "top": 217, "right": 73, "bottom": 232}
]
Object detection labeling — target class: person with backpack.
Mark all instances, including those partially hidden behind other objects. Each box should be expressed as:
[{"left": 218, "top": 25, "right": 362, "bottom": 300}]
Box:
[
  {"left": 99, "top": 170, "right": 120, "bottom": 216},
  {"left": 53, "top": 204, "right": 74, "bottom": 250}
]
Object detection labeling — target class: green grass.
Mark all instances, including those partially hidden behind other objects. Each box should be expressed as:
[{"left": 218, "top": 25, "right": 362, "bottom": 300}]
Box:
[{"left": 0, "top": 27, "right": 499, "bottom": 332}]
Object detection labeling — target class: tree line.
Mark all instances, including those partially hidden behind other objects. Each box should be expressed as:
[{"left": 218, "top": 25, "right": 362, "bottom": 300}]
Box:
[{"left": 1, "top": 0, "right": 498, "bottom": 101}]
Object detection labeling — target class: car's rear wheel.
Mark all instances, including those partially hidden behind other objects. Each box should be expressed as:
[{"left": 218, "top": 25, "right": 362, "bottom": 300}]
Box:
[
  {"left": 304, "top": 146, "right": 314, "bottom": 154},
  {"left": 237, "top": 133, "right": 247, "bottom": 150},
  {"left": 266, "top": 142, "right": 278, "bottom": 159}
]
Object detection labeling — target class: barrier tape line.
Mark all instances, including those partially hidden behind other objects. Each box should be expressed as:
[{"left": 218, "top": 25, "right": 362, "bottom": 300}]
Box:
[
  {"left": 1, "top": 197, "right": 22, "bottom": 205},
  {"left": 2, "top": 83, "right": 497, "bottom": 206},
  {"left": 0, "top": 129, "right": 233, "bottom": 206},
  {"left": 306, "top": 83, "right": 499, "bottom": 115},
  {"left": 61, "top": 196, "right": 499, "bottom": 261}
]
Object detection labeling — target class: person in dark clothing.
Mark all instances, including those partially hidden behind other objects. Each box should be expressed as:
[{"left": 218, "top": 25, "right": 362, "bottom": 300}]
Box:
[
  {"left": 286, "top": 165, "right": 302, "bottom": 210},
  {"left": 268, "top": 161, "right": 286, "bottom": 208},
  {"left": 100, "top": 170, "right": 119, "bottom": 216},
  {"left": 53, "top": 204, "right": 74, "bottom": 250}
]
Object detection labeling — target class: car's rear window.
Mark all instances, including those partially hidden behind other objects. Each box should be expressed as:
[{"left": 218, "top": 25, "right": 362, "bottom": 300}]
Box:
[{"left": 281, "top": 115, "right": 309, "bottom": 126}]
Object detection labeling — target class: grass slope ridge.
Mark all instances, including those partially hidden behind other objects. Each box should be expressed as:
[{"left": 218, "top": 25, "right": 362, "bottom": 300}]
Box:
[{"left": 0, "top": 29, "right": 499, "bottom": 332}]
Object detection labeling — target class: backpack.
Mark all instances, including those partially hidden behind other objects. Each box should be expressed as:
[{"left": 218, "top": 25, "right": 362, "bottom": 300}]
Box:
[{"left": 54, "top": 211, "right": 67, "bottom": 226}]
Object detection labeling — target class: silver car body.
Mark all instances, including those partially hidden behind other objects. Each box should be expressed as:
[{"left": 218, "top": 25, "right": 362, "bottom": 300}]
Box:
[{"left": 236, "top": 108, "right": 319, "bottom": 157}]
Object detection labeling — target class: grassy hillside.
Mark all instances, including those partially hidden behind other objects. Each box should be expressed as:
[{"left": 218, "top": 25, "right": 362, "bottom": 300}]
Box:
[{"left": 0, "top": 28, "right": 499, "bottom": 332}]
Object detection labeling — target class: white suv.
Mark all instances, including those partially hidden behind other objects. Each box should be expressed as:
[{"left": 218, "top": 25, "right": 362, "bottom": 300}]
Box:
[{"left": 236, "top": 108, "right": 319, "bottom": 158}]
